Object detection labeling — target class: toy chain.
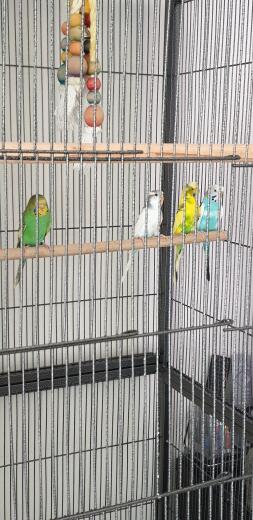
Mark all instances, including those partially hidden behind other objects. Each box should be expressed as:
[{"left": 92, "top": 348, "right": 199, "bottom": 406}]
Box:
[{"left": 56, "top": 0, "right": 104, "bottom": 139}]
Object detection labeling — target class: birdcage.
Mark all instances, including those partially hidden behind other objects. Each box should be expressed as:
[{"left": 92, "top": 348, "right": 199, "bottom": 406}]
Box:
[{"left": 0, "top": 0, "right": 253, "bottom": 519}]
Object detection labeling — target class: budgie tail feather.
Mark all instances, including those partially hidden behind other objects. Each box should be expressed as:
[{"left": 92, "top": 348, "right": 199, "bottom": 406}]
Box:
[
  {"left": 173, "top": 245, "right": 183, "bottom": 284},
  {"left": 14, "top": 258, "right": 26, "bottom": 288},
  {"left": 121, "top": 251, "right": 134, "bottom": 284},
  {"left": 206, "top": 254, "right": 210, "bottom": 282},
  {"left": 203, "top": 243, "right": 210, "bottom": 282}
]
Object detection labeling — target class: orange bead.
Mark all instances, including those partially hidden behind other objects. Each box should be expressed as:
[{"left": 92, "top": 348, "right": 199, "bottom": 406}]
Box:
[
  {"left": 84, "top": 105, "right": 104, "bottom": 127},
  {"left": 61, "top": 21, "right": 68, "bottom": 35},
  {"left": 69, "top": 41, "right": 81, "bottom": 56}
]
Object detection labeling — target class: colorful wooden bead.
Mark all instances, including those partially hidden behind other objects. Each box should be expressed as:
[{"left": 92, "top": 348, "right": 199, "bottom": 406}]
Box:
[
  {"left": 61, "top": 51, "right": 73, "bottom": 62},
  {"left": 68, "top": 56, "right": 88, "bottom": 76},
  {"left": 86, "top": 77, "right": 101, "bottom": 91},
  {"left": 69, "top": 26, "right": 82, "bottom": 41},
  {"left": 83, "top": 39, "right": 90, "bottom": 54},
  {"left": 69, "top": 26, "right": 90, "bottom": 41},
  {"left": 87, "top": 91, "right": 101, "bottom": 104},
  {"left": 70, "top": 13, "right": 82, "bottom": 27},
  {"left": 85, "top": 0, "right": 91, "bottom": 14},
  {"left": 57, "top": 64, "right": 66, "bottom": 84},
  {"left": 62, "top": 14, "right": 84, "bottom": 35},
  {"left": 61, "top": 37, "right": 67, "bottom": 50},
  {"left": 84, "top": 105, "right": 104, "bottom": 127},
  {"left": 85, "top": 13, "right": 90, "bottom": 27},
  {"left": 61, "top": 21, "right": 68, "bottom": 35},
  {"left": 87, "top": 61, "right": 101, "bottom": 75},
  {"left": 69, "top": 41, "right": 81, "bottom": 56}
]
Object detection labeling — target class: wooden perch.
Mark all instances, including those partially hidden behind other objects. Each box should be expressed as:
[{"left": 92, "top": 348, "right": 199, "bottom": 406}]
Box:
[
  {"left": 0, "top": 231, "right": 227, "bottom": 261},
  {"left": 0, "top": 142, "right": 251, "bottom": 163}
]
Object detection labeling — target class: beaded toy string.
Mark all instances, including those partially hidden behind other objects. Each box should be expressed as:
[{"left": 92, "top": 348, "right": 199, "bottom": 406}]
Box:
[
  {"left": 56, "top": 0, "right": 104, "bottom": 138},
  {"left": 84, "top": 0, "right": 104, "bottom": 130}
]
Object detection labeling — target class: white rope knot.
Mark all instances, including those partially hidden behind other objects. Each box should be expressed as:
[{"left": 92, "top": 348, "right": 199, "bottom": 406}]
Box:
[
  {"left": 70, "top": 0, "right": 82, "bottom": 14},
  {"left": 55, "top": 81, "right": 82, "bottom": 132},
  {"left": 82, "top": 126, "right": 102, "bottom": 143},
  {"left": 73, "top": 126, "right": 102, "bottom": 174}
]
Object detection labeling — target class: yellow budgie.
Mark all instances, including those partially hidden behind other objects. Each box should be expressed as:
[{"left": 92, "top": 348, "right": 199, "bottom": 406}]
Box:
[{"left": 173, "top": 182, "right": 200, "bottom": 283}]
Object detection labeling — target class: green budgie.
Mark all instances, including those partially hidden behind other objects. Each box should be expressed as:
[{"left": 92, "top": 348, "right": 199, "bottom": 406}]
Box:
[{"left": 15, "top": 194, "right": 52, "bottom": 287}]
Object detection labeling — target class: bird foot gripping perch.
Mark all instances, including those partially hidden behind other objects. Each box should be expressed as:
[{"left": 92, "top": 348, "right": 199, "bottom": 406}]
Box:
[{"left": 55, "top": 0, "right": 104, "bottom": 144}]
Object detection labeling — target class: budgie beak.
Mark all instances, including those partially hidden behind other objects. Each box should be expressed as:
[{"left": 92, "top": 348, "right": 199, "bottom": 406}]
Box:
[
  {"left": 38, "top": 204, "right": 48, "bottom": 216},
  {"left": 160, "top": 192, "right": 164, "bottom": 206},
  {"left": 216, "top": 185, "right": 224, "bottom": 203},
  {"left": 188, "top": 182, "right": 198, "bottom": 195}
]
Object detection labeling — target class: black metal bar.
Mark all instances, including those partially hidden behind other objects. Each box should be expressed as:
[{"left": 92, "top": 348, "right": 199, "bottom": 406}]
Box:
[
  {"left": 158, "top": 1, "right": 179, "bottom": 518},
  {"left": 161, "top": 366, "right": 253, "bottom": 444},
  {"left": 50, "top": 472, "right": 246, "bottom": 520},
  {"left": 224, "top": 324, "right": 253, "bottom": 332},
  {"left": 1, "top": 353, "right": 252, "bottom": 442},
  {"left": 0, "top": 148, "right": 144, "bottom": 155},
  {"left": 0, "top": 154, "right": 241, "bottom": 163},
  {"left": 232, "top": 163, "right": 253, "bottom": 168},
  {"left": 0, "top": 319, "right": 232, "bottom": 356},
  {"left": 0, "top": 353, "right": 157, "bottom": 396}
]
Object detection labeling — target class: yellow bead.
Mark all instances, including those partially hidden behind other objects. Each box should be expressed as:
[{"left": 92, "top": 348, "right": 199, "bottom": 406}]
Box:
[
  {"left": 70, "top": 13, "right": 82, "bottom": 27},
  {"left": 61, "top": 51, "right": 72, "bottom": 62},
  {"left": 87, "top": 61, "right": 101, "bottom": 75},
  {"left": 85, "top": 0, "right": 90, "bottom": 14}
]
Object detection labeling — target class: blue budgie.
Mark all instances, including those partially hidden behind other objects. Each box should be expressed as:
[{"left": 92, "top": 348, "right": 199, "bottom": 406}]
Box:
[{"left": 197, "top": 185, "right": 224, "bottom": 281}]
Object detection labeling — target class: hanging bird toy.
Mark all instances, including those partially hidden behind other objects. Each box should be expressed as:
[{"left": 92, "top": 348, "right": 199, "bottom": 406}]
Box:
[{"left": 56, "top": 0, "right": 104, "bottom": 141}]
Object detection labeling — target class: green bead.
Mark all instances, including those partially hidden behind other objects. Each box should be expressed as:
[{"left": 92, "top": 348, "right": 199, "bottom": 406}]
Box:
[
  {"left": 69, "top": 26, "right": 82, "bottom": 41},
  {"left": 61, "top": 37, "right": 67, "bottom": 51},
  {"left": 57, "top": 64, "right": 66, "bottom": 84},
  {"left": 87, "top": 91, "right": 101, "bottom": 105}
]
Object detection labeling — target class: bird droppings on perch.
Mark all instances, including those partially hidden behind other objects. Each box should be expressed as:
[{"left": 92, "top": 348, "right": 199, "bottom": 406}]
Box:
[
  {"left": 0, "top": 231, "right": 228, "bottom": 261},
  {"left": 0, "top": 142, "right": 251, "bottom": 163}
]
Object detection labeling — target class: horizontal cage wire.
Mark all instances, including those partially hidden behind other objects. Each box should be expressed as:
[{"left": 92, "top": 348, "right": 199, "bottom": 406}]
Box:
[{"left": 0, "top": 0, "right": 253, "bottom": 519}]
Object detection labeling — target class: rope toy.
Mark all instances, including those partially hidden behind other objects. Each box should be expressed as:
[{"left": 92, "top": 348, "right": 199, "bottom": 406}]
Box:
[{"left": 56, "top": 0, "right": 104, "bottom": 141}]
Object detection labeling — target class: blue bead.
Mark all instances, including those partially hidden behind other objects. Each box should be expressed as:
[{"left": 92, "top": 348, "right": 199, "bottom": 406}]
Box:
[{"left": 57, "top": 64, "right": 66, "bottom": 84}]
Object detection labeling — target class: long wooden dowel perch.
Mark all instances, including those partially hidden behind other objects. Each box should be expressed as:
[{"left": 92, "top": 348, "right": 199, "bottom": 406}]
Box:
[
  {"left": 0, "top": 231, "right": 227, "bottom": 261},
  {"left": 0, "top": 142, "right": 251, "bottom": 163}
]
